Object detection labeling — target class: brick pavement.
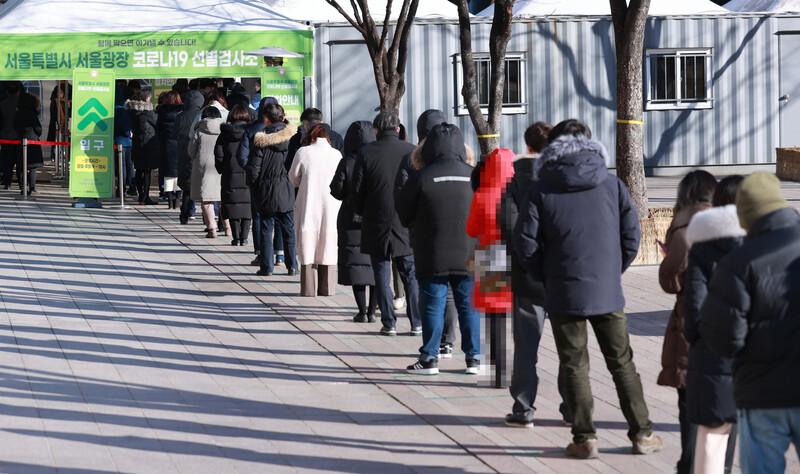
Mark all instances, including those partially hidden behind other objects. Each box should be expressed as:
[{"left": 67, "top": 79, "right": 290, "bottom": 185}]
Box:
[{"left": 0, "top": 177, "right": 798, "bottom": 473}]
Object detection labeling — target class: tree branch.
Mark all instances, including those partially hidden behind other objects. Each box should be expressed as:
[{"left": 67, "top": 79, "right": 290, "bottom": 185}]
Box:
[
  {"left": 455, "top": 0, "right": 488, "bottom": 134},
  {"left": 487, "top": 0, "right": 513, "bottom": 131},
  {"left": 325, "top": 0, "right": 367, "bottom": 36}
]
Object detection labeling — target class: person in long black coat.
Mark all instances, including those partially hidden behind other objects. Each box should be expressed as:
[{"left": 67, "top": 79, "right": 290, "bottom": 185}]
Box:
[
  {"left": 156, "top": 91, "right": 183, "bottom": 209},
  {"left": 215, "top": 105, "right": 252, "bottom": 246},
  {"left": 13, "top": 92, "right": 44, "bottom": 195},
  {"left": 126, "top": 90, "right": 160, "bottom": 205},
  {"left": 173, "top": 89, "right": 204, "bottom": 223},
  {"left": 683, "top": 177, "right": 744, "bottom": 474},
  {"left": 330, "top": 121, "right": 377, "bottom": 322}
]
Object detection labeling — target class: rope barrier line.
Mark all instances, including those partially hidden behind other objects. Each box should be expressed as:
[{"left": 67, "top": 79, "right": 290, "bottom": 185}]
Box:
[{"left": 0, "top": 139, "right": 71, "bottom": 146}]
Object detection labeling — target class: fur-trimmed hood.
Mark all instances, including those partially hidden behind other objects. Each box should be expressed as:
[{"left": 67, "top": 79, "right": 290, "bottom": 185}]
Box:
[
  {"left": 254, "top": 123, "right": 297, "bottom": 149},
  {"left": 686, "top": 204, "right": 746, "bottom": 247},
  {"left": 124, "top": 99, "right": 154, "bottom": 112},
  {"left": 534, "top": 135, "right": 610, "bottom": 180},
  {"left": 410, "top": 138, "right": 475, "bottom": 170}
]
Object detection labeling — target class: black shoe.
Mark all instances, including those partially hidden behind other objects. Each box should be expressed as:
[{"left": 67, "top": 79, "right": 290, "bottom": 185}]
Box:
[
  {"left": 180, "top": 217, "right": 188, "bottom": 225},
  {"left": 239, "top": 239, "right": 248, "bottom": 246},
  {"left": 439, "top": 343, "right": 453, "bottom": 359},
  {"left": 379, "top": 326, "right": 396, "bottom": 336},
  {"left": 406, "top": 359, "right": 438, "bottom": 375},
  {"left": 256, "top": 269, "right": 273, "bottom": 276},
  {"left": 231, "top": 239, "right": 239, "bottom": 246},
  {"left": 465, "top": 359, "right": 480, "bottom": 375},
  {"left": 409, "top": 326, "right": 422, "bottom": 336},
  {"left": 366, "top": 313, "right": 377, "bottom": 323},
  {"left": 287, "top": 267, "right": 299, "bottom": 276},
  {"left": 143, "top": 197, "right": 157, "bottom": 205},
  {"left": 504, "top": 413, "right": 534, "bottom": 428},
  {"left": 3, "top": 184, "right": 10, "bottom": 190},
  {"left": 250, "top": 258, "right": 261, "bottom": 267},
  {"left": 127, "top": 187, "right": 137, "bottom": 196},
  {"left": 353, "top": 313, "right": 368, "bottom": 323}
]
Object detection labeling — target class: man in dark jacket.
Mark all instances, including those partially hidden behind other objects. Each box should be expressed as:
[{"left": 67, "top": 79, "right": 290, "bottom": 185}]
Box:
[
  {"left": 499, "top": 121, "right": 570, "bottom": 428},
  {"left": 114, "top": 85, "right": 134, "bottom": 197},
  {"left": 286, "top": 107, "right": 344, "bottom": 170},
  {"left": 173, "top": 89, "right": 204, "bottom": 223},
  {"left": 397, "top": 123, "right": 477, "bottom": 374},
  {"left": 351, "top": 111, "right": 420, "bottom": 336},
  {"left": 246, "top": 103, "right": 298, "bottom": 277},
  {"left": 514, "top": 119, "right": 660, "bottom": 459},
  {"left": 700, "top": 172, "right": 800, "bottom": 474},
  {"left": 0, "top": 82, "right": 21, "bottom": 189}
]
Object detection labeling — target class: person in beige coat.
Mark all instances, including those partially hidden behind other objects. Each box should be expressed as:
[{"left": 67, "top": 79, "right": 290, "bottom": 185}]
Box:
[
  {"left": 189, "top": 107, "right": 227, "bottom": 238},
  {"left": 289, "top": 124, "right": 342, "bottom": 296}
]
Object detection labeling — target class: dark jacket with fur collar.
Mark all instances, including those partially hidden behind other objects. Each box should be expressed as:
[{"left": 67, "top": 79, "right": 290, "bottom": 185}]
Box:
[
  {"left": 246, "top": 122, "right": 297, "bottom": 214},
  {"left": 396, "top": 125, "right": 475, "bottom": 278},
  {"left": 513, "top": 135, "right": 640, "bottom": 316},
  {"left": 125, "top": 99, "right": 160, "bottom": 170},
  {"left": 683, "top": 205, "right": 744, "bottom": 424}
]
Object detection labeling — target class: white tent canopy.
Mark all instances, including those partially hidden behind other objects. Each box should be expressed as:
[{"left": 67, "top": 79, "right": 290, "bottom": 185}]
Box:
[
  {"left": 477, "top": 0, "right": 728, "bottom": 17},
  {"left": 724, "top": 0, "right": 800, "bottom": 12},
  {"left": 0, "top": 0, "right": 309, "bottom": 33},
  {"left": 263, "top": 0, "right": 461, "bottom": 22}
]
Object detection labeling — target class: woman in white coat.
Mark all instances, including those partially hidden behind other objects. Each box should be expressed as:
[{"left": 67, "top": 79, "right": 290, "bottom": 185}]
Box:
[
  {"left": 289, "top": 124, "right": 343, "bottom": 296},
  {"left": 189, "top": 107, "right": 228, "bottom": 238}
]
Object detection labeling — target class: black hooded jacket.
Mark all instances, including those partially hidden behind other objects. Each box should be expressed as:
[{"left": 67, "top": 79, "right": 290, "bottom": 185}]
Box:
[
  {"left": 396, "top": 124, "right": 475, "bottom": 278},
  {"left": 246, "top": 122, "right": 297, "bottom": 214},
  {"left": 394, "top": 109, "right": 447, "bottom": 201},
  {"left": 125, "top": 99, "right": 160, "bottom": 170},
  {"left": 514, "top": 135, "right": 640, "bottom": 316},
  {"left": 700, "top": 207, "right": 800, "bottom": 409},
  {"left": 215, "top": 121, "right": 251, "bottom": 220},
  {"left": 156, "top": 103, "right": 182, "bottom": 177},
  {"left": 13, "top": 93, "right": 44, "bottom": 168},
  {"left": 172, "top": 90, "right": 204, "bottom": 189}
]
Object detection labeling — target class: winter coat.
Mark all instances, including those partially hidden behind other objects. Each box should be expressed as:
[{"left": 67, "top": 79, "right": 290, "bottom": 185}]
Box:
[
  {"left": 247, "top": 122, "right": 297, "bottom": 214},
  {"left": 191, "top": 101, "right": 228, "bottom": 131},
  {"left": 188, "top": 117, "right": 223, "bottom": 201},
  {"left": 351, "top": 130, "right": 416, "bottom": 259},
  {"left": 47, "top": 84, "right": 70, "bottom": 142},
  {"left": 683, "top": 205, "right": 744, "bottom": 425},
  {"left": 466, "top": 148, "right": 515, "bottom": 313},
  {"left": 126, "top": 99, "right": 160, "bottom": 170},
  {"left": 330, "top": 121, "right": 376, "bottom": 286},
  {"left": 657, "top": 202, "right": 711, "bottom": 389},
  {"left": 397, "top": 124, "right": 475, "bottom": 279},
  {"left": 214, "top": 121, "right": 251, "bottom": 220},
  {"left": 513, "top": 135, "right": 640, "bottom": 317},
  {"left": 13, "top": 93, "right": 43, "bottom": 168},
  {"left": 236, "top": 121, "right": 266, "bottom": 169},
  {"left": 289, "top": 139, "right": 343, "bottom": 265},
  {"left": 499, "top": 156, "right": 545, "bottom": 302},
  {"left": 156, "top": 104, "right": 182, "bottom": 178},
  {"left": 701, "top": 207, "right": 800, "bottom": 409},
  {"left": 287, "top": 122, "right": 344, "bottom": 171},
  {"left": 173, "top": 90, "right": 204, "bottom": 191},
  {"left": 0, "top": 94, "right": 19, "bottom": 140}
]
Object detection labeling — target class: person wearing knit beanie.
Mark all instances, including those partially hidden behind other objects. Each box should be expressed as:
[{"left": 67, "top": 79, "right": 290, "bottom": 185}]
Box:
[{"left": 735, "top": 171, "right": 788, "bottom": 229}]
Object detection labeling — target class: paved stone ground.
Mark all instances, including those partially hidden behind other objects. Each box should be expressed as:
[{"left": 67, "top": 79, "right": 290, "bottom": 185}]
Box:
[{"left": 0, "top": 176, "right": 798, "bottom": 473}]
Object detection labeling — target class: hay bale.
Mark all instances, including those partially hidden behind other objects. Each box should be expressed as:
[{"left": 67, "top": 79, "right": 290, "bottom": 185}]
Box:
[
  {"left": 776, "top": 147, "right": 800, "bottom": 180},
  {"left": 631, "top": 207, "right": 673, "bottom": 266}
]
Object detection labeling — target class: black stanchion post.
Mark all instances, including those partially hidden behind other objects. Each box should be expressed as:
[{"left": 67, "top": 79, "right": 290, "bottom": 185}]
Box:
[
  {"left": 118, "top": 146, "right": 124, "bottom": 208},
  {"left": 21, "top": 138, "right": 27, "bottom": 199}
]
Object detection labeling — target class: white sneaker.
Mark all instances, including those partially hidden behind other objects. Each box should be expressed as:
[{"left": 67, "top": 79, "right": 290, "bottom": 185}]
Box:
[{"left": 393, "top": 297, "right": 406, "bottom": 311}]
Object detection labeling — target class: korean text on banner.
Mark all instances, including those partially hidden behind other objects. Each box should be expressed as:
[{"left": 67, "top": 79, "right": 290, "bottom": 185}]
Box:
[
  {"left": 262, "top": 67, "right": 304, "bottom": 125},
  {"left": 70, "top": 69, "right": 115, "bottom": 198}
]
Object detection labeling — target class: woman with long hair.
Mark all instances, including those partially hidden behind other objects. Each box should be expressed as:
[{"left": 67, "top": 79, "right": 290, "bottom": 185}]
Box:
[
  {"left": 156, "top": 90, "right": 183, "bottom": 209},
  {"left": 125, "top": 89, "right": 160, "bottom": 205},
  {"left": 215, "top": 105, "right": 252, "bottom": 246}
]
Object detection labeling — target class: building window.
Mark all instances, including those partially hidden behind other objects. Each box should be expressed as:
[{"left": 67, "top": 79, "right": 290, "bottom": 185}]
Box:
[
  {"left": 645, "top": 48, "right": 713, "bottom": 110},
  {"left": 455, "top": 53, "right": 526, "bottom": 115}
]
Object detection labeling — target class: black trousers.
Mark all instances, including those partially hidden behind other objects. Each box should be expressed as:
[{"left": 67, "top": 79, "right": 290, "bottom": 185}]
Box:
[
  {"left": 16, "top": 167, "right": 37, "bottom": 191},
  {"left": 229, "top": 218, "right": 251, "bottom": 242},
  {"left": 135, "top": 169, "right": 151, "bottom": 200},
  {"left": 677, "top": 388, "right": 698, "bottom": 474}
]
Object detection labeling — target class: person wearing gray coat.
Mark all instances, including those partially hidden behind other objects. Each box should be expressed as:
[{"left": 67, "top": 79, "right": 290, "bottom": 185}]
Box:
[{"left": 188, "top": 107, "right": 225, "bottom": 238}]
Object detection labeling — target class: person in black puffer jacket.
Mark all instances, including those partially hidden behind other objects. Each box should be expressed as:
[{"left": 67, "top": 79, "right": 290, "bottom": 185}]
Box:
[
  {"left": 330, "top": 120, "right": 378, "bottom": 322},
  {"left": 215, "top": 105, "right": 252, "bottom": 247},
  {"left": 173, "top": 89, "right": 204, "bottom": 222},
  {"left": 12, "top": 92, "right": 43, "bottom": 195},
  {"left": 700, "top": 172, "right": 800, "bottom": 474},
  {"left": 396, "top": 123, "right": 477, "bottom": 375},
  {"left": 683, "top": 176, "right": 744, "bottom": 474},
  {"left": 246, "top": 103, "right": 298, "bottom": 276},
  {"left": 156, "top": 91, "right": 183, "bottom": 209},
  {"left": 126, "top": 90, "right": 160, "bottom": 205}
]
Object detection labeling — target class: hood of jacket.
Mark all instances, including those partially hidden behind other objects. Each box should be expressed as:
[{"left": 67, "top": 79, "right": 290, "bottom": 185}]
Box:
[
  {"left": 686, "top": 204, "right": 746, "bottom": 247},
  {"left": 344, "top": 120, "right": 376, "bottom": 156},
  {"left": 125, "top": 99, "right": 153, "bottom": 112},
  {"left": 197, "top": 117, "right": 223, "bottom": 135},
  {"left": 410, "top": 137, "right": 475, "bottom": 170},
  {"left": 416, "top": 109, "right": 447, "bottom": 142},
  {"left": 512, "top": 155, "right": 537, "bottom": 183},
  {"left": 253, "top": 122, "right": 297, "bottom": 149},
  {"left": 156, "top": 103, "right": 182, "bottom": 119},
  {"left": 17, "top": 93, "right": 39, "bottom": 111},
  {"left": 220, "top": 121, "right": 248, "bottom": 141},
  {"left": 538, "top": 136, "right": 609, "bottom": 192},
  {"left": 183, "top": 90, "right": 204, "bottom": 112}
]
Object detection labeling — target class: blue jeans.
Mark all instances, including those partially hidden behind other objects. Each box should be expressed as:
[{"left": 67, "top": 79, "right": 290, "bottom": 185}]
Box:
[
  {"left": 418, "top": 275, "right": 479, "bottom": 362},
  {"left": 370, "top": 255, "right": 420, "bottom": 330},
  {"left": 259, "top": 211, "right": 297, "bottom": 272},
  {"left": 739, "top": 407, "right": 800, "bottom": 473},
  {"left": 251, "top": 199, "right": 261, "bottom": 255}
]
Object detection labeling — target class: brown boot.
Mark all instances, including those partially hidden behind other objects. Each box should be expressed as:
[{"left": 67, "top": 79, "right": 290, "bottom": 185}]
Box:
[
  {"left": 565, "top": 439, "right": 599, "bottom": 459},
  {"left": 632, "top": 433, "right": 663, "bottom": 454}
]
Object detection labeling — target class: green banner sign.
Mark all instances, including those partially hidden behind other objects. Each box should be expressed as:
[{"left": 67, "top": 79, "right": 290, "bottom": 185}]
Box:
[
  {"left": 262, "top": 67, "right": 304, "bottom": 125},
  {"left": 0, "top": 30, "right": 313, "bottom": 80},
  {"left": 69, "top": 69, "right": 115, "bottom": 198}
]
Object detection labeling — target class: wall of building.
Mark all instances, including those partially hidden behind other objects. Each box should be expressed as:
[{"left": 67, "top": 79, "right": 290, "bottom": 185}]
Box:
[{"left": 314, "top": 14, "right": 792, "bottom": 174}]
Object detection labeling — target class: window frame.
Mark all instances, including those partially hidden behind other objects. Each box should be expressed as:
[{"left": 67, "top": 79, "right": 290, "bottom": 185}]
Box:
[
  {"left": 454, "top": 52, "right": 527, "bottom": 116},
  {"left": 645, "top": 48, "right": 714, "bottom": 111}
]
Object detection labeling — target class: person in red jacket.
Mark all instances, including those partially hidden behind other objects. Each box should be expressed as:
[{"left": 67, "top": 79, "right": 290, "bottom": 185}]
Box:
[{"left": 466, "top": 148, "right": 515, "bottom": 386}]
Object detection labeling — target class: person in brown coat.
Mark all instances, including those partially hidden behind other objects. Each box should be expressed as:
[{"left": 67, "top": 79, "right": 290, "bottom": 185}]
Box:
[{"left": 657, "top": 170, "right": 717, "bottom": 474}]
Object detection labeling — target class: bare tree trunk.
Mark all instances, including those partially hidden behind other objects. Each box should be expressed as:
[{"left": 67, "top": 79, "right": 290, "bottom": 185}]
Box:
[
  {"left": 455, "top": 0, "right": 514, "bottom": 157},
  {"left": 610, "top": 0, "right": 650, "bottom": 218}
]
